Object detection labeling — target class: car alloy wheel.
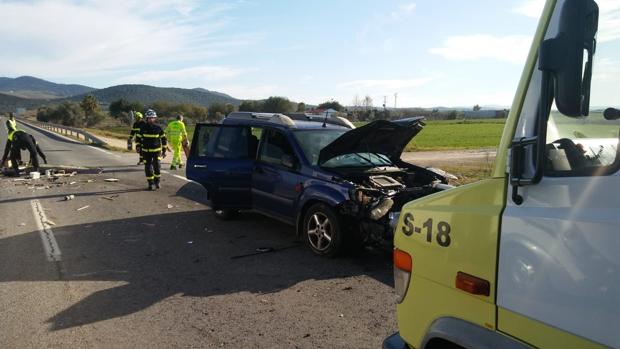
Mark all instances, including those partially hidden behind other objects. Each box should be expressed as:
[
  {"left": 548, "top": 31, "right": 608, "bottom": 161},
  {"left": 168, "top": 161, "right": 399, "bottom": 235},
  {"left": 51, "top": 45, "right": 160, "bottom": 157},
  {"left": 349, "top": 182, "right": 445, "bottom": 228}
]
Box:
[{"left": 307, "top": 212, "right": 333, "bottom": 252}]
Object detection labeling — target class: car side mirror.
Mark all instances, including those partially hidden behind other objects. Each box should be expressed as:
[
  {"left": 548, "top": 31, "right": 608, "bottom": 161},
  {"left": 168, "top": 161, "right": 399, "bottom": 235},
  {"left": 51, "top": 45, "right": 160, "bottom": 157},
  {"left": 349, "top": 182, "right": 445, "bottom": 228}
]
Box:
[
  {"left": 281, "top": 154, "right": 298, "bottom": 169},
  {"left": 538, "top": 0, "right": 598, "bottom": 117}
]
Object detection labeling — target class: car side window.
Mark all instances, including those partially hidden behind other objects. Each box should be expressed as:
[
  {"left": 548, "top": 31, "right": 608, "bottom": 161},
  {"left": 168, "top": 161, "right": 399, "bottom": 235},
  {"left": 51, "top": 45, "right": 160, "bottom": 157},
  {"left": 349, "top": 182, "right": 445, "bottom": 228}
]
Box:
[
  {"left": 195, "top": 125, "right": 260, "bottom": 159},
  {"left": 259, "top": 129, "right": 295, "bottom": 165}
]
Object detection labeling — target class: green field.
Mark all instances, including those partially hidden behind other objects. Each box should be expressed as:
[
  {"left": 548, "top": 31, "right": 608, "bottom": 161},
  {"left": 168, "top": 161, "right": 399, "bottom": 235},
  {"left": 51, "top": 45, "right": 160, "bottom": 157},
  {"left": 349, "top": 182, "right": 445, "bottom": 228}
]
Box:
[
  {"left": 354, "top": 119, "right": 506, "bottom": 151},
  {"left": 92, "top": 119, "right": 506, "bottom": 152}
]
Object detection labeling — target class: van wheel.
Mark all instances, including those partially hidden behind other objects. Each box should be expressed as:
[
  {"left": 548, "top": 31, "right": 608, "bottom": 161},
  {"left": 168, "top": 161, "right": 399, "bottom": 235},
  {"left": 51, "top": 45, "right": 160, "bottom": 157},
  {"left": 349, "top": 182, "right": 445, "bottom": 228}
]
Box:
[
  {"left": 303, "top": 203, "right": 343, "bottom": 257},
  {"left": 214, "top": 209, "right": 239, "bottom": 220}
]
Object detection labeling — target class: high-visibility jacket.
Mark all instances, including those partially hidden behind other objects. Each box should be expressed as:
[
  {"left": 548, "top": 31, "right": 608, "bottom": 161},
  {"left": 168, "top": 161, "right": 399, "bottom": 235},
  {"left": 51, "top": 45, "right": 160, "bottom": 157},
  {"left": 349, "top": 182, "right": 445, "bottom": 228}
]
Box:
[
  {"left": 6, "top": 119, "right": 17, "bottom": 133},
  {"left": 137, "top": 123, "right": 167, "bottom": 153},
  {"left": 165, "top": 120, "right": 187, "bottom": 143}
]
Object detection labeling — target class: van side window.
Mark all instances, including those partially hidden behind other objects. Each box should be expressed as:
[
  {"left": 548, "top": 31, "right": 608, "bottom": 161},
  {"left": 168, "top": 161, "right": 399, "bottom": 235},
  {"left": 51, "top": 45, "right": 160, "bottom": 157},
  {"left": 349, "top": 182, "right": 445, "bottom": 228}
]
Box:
[
  {"left": 259, "top": 129, "right": 295, "bottom": 165},
  {"left": 196, "top": 125, "right": 261, "bottom": 159}
]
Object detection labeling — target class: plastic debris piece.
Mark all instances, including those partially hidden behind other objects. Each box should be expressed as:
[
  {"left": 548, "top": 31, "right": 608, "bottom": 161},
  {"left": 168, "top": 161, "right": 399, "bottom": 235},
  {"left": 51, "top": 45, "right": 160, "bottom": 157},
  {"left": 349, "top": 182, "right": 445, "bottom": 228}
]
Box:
[
  {"left": 76, "top": 205, "right": 90, "bottom": 211},
  {"left": 104, "top": 178, "right": 119, "bottom": 182},
  {"left": 102, "top": 196, "right": 115, "bottom": 201},
  {"left": 86, "top": 179, "right": 95, "bottom": 183},
  {"left": 339, "top": 314, "right": 344, "bottom": 318},
  {"left": 69, "top": 181, "right": 77, "bottom": 185},
  {"left": 45, "top": 220, "right": 56, "bottom": 226},
  {"left": 187, "top": 241, "right": 194, "bottom": 244},
  {"left": 64, "top": 195, "right": 75, "bottom": 201},
  {"left": 167, "top": 204, "right": 174, "bottom": 209},
  {"left": 30, "top": 172, "right": 40, "bottom": 179}
]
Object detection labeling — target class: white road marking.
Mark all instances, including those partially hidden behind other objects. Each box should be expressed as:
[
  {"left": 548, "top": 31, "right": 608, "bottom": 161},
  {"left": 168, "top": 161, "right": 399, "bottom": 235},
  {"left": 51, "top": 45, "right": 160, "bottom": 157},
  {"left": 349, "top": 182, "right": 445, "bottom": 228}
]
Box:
[
  {"left": 30, "top": 200, "right": 61, "bottom": 262},
  {"left": 173, "top": 174, "right": 190, "bottom": 182},
  {"left": 89, "top": 146, "right": 113, "bottom": 155}
]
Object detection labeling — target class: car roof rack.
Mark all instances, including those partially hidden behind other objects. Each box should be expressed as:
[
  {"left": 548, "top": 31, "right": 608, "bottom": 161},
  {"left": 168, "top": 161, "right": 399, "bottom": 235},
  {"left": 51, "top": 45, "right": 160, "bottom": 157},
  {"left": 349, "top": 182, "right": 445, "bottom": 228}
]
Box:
[
  {"left": 226, "top": 111, "right": 355, "bottom": 129},
  {"left": 285, "top": 113, "right": 355, "bottom": 129},
  {"left": 226, "top": 112, "right": 295, "bottom": 127}
]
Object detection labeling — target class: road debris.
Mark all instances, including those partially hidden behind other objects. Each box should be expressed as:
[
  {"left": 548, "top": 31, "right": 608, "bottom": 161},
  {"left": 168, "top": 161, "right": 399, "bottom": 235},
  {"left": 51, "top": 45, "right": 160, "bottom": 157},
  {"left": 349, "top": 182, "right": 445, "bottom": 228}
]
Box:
[
  {"left": 187, "top": 241, "right": 194, "bottom": 244},
  {"left": 104, "top": 178, "right": 119, "bottom": 182},
  {"left": 64, "top": 195, "right": 75, "bottom": 201},
  {"left": 44, "top": 220, "right": 56, "bottom": 226},
  {"left": 230, "top": 243, "right": 301, "bottom": 259},
  {"left": 18, "top": 223, "right": 26, "bottom": 227},
  {"left": 167, "top": 204, "right": 174, "bottom": 209},
  {"left": 101, "top": 195, "right": 119, "bottom": 201},
  {"left": 30, "top": 172, "right": 41, "bottom": 179},
  {"left": 69, "top": 181, "right": 77, "bottom": 185},
  {"left": 76, "top": 205, "right": 90, "bottom": 211},
  {"left": 86, "top": 179, "right": 95, "bottom": 183}
]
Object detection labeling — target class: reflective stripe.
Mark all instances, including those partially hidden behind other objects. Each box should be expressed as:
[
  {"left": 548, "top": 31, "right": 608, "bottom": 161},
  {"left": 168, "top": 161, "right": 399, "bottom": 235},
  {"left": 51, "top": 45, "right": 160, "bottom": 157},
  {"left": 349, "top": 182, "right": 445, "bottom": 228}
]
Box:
[
  {"left": 146, "top": 176, "right": 154, "bottom": 180},
  {"left": 136, "top": 134, "right": 142, "bottom": 138},
  {"left": 131, "top": 128, "right": 140, "bottom": 131},
  {"left": 154, "top": 174, "right": 161, "bottom": 178},
  {"left": 141, "top": 133, "right": 161, "bottom": 138}
]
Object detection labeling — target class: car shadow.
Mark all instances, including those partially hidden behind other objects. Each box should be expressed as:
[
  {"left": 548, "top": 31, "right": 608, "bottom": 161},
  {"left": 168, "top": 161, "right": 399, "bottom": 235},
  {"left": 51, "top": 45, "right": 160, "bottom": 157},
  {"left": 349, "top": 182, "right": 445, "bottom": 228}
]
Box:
[{"left": 0, "top": 210, "right": 393, "bottom": 331}]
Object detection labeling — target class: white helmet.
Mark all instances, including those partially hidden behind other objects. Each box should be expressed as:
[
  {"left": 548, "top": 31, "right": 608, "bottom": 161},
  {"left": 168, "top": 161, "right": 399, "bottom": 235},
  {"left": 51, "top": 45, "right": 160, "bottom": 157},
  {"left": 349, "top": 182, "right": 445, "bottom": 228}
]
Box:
[{"left": 145, "top": 109, "right": 157, "bottom": 118}]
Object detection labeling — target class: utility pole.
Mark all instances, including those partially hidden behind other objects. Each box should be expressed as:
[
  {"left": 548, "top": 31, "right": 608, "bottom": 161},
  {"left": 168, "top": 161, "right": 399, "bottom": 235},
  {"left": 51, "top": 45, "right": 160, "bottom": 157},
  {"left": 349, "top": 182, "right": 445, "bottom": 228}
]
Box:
[{"left": 394, "top": 93, "right": 398, "bottom": 109}]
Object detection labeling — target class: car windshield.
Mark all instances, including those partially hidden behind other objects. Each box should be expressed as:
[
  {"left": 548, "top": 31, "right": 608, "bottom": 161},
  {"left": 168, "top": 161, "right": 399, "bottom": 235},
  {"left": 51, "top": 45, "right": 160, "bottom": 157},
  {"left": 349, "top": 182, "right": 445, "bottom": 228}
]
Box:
[
  {"left": 293, "top": 129, "right": 347, "bottom": 165},
  {"left": 321, "top": 152, "right": 393, "bottom": 168}
]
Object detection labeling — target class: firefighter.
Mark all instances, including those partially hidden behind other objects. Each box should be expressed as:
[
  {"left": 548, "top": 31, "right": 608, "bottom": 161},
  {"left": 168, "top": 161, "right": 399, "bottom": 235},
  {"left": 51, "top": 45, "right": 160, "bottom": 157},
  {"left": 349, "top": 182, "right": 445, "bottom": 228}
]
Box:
[
  {"left": 137, "top": 109, "right": 166, "bottom": 190},
  {"left": 164, "top": 114, "right": 188, "bottom": 170},
  {"left": 129, "top": 111, "right": 146, "bottom": 165},
  {"left": 1, "top": 130, "right": 47, "bottom": 176}
]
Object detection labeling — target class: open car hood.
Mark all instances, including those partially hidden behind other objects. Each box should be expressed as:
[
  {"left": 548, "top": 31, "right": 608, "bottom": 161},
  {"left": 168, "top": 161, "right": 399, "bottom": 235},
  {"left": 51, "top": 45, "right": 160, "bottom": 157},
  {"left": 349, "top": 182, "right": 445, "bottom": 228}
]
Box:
[{"left": 318, "top": 117, "right": 425, "bottom": 165}]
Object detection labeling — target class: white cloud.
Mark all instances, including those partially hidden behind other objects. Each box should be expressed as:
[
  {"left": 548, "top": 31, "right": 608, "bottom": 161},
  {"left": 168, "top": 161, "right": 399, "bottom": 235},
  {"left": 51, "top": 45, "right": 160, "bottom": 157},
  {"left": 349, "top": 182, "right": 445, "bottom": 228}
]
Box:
[
  {"left": 211, "top": 84, "right": 278, "bottom": 100},
  {"left": 115, "top": 66, "right": 247, "bottom": 87},
  {"left": 390, "top": 3, "right": 416, "bottom": 19},
  {"left": 429, "top": 34, "right": 531, "bottom": 64},
  {"left": 512, "top": 0, "right": 544, "bottom": 19},
  {"left": 338, "top": 78, "right": 433, "bottom": 90},
  {"left": 0, "top": 0, "right": 255, "bottom": 81}
]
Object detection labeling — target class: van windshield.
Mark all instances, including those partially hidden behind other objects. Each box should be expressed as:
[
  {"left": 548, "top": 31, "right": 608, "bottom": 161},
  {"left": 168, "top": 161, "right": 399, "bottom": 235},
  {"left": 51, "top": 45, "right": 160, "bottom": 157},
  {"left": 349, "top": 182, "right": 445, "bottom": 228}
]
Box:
[{"left": 293, "top": 130, "right": 347, "bottom": 165}]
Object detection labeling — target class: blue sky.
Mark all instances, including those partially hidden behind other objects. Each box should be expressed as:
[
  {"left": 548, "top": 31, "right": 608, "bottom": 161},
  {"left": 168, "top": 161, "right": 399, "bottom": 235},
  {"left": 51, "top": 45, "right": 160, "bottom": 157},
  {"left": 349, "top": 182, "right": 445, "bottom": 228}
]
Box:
[{"left": 0, "top": 0, "right": 617, "bottom": 107}]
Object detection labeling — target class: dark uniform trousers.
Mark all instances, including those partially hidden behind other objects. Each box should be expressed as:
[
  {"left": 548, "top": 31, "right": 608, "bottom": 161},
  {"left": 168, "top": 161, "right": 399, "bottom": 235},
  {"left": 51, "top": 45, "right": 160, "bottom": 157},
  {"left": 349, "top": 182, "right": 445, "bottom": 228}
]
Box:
[{"left": 143, "top": 152, "right": 161, "bottom": 184}]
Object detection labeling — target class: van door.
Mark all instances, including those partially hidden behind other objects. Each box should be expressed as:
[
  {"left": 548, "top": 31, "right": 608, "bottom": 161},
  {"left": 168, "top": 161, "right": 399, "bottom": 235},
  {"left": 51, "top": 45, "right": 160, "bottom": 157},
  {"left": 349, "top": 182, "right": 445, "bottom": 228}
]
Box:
[
  {"left": 187, "top": 124, "right": 258, "bottom": 209},
  {"left": 498, "top": 2, "right": 620, "bottom": 347},
  {"left": 252, "top": 128, "right": 301, "bottom": 223}
]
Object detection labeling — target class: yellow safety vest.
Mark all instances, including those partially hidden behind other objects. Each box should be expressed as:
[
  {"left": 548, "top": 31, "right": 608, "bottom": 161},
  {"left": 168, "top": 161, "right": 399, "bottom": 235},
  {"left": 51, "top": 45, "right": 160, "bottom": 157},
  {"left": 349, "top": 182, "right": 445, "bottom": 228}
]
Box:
[{"left": 165, "top": 120, "right": 187, "bottom": 141}]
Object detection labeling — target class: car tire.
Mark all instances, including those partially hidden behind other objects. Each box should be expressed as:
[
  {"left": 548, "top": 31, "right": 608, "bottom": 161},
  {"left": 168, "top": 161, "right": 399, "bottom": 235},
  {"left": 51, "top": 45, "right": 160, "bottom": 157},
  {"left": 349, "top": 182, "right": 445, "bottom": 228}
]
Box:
[
  {"left": 303, "top": 203, "right": 344, "bottom": 257},
  {"left": 214, "top": 209, "right": 239, "bottom": 220}
]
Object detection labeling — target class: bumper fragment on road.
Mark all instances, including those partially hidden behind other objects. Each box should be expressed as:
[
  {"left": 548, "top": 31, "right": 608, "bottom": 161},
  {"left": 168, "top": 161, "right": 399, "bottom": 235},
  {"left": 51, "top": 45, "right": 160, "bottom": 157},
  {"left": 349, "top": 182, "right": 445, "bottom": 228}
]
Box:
[{"left": 30, "top": 199, "right": 62, "bottom": 262}]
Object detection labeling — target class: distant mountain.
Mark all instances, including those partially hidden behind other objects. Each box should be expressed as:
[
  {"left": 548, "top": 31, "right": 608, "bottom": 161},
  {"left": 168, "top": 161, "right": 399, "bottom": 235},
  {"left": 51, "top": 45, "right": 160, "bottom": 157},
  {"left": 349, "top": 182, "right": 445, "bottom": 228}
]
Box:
[
  {"left": 0, "top": 76, "right": 96, "bottom": 99},
  {"left": 0, "top": 92, "right": 52, "bottom": 112},
  {"left": 71, "top": 84, "right": 240, "bottom": 107}
]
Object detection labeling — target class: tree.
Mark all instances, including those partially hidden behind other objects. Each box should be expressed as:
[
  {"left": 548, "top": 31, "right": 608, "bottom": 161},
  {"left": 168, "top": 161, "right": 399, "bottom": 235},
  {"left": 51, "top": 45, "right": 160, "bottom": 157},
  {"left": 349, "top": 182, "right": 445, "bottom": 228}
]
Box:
[
  {"left": 239, "top": 100, "right": 263, "bottom": 112},
  {"left": 109, "top": 98, "right": 143, "bottom": 118},
  {"left": 262, "top": 96, "right": 294, "bottom": 113},
  {"left": 296, "top": 102, "right": 306, "bottom": 112},
  {"left": 362, "top": 95, "right": 373, "bottom": 110},
  {"left": 208, "top": 102, "right": 235, "bottom": 121},
  {"left": 318, "top": 100, "right": 344, "bottom": 112},
  {"left": 473, "top": 104, "right": 481, "bottom": 111},
  {"left": 80, "top": 94, "right": 99, "bottom": 115}
]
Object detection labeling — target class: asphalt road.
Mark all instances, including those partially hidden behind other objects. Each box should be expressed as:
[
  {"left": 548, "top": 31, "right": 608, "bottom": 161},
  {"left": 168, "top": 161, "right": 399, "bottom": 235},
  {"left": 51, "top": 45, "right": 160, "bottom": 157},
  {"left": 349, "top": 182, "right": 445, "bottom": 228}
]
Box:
[{"left": 0, "top": 118, "right": 397, "bottom": 348}]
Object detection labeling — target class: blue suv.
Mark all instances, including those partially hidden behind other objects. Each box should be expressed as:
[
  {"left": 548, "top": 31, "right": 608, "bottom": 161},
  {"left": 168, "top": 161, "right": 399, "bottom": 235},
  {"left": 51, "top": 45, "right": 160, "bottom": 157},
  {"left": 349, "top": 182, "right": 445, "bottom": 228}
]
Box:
[{"left": 187, "top": 112, "right": 450, "bottom": 256}]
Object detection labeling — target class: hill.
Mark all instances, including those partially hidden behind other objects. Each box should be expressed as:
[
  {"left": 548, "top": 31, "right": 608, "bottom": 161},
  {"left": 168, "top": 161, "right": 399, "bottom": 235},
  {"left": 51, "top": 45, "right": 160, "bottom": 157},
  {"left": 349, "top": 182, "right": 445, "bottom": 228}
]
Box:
[
  {"left": 71, "top": 84, "right": 240, "bottom": 107},
  {"left": 0, "top": 76, "right": 95, "bottom": 99},
  {"left": 0, "top": 93, "right": 52, "bottom": 112}
]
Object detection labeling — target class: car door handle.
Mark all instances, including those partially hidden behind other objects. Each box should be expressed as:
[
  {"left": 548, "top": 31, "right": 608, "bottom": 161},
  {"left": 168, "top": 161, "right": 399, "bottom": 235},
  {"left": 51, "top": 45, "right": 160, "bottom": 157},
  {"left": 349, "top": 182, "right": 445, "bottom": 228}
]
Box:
[{"left": 194, "top": 165, "right": 207, "bottom": 168}]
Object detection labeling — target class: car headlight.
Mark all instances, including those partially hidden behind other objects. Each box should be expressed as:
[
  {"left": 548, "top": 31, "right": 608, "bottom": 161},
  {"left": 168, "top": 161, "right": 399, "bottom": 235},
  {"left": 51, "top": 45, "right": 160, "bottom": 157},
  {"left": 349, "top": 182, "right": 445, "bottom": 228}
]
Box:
[{"left": 350, "top": 188, "right": 373, "bottom": 205}]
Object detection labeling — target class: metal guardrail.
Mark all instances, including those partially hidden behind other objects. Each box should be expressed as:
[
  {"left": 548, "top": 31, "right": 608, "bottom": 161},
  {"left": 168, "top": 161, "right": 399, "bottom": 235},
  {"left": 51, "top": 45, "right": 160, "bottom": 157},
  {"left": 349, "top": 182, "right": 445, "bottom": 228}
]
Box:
[{"left": 17, "top": 119, "right": 107, "bottom": 146}]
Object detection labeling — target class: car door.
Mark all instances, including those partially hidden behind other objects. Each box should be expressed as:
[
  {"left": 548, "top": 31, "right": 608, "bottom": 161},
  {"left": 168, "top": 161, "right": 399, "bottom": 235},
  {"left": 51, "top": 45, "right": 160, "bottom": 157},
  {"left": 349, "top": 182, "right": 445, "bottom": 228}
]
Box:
[
  {"left": 497, "top": 3, "right": 620, "bottom": 347},
  {"left": 186, "top": 124, "right": 257, "bottom": 209},
  {"left": 252, "top": 128, "right": 302, "bottom": 223}
]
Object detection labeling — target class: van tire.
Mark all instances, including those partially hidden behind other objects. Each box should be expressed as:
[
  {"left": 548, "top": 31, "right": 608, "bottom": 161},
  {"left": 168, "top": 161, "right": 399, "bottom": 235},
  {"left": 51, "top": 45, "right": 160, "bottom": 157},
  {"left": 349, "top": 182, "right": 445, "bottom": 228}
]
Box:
[{"left": 303, "top": 203, "right": 344, "bottom": 257}]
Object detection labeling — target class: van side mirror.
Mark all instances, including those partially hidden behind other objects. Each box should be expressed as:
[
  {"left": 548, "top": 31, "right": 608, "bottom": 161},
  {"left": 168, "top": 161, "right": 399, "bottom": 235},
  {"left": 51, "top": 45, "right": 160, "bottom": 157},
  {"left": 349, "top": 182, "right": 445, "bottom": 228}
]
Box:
[
  {"left": 538, "top": 0, "right": 599, "bottom": 117},
  {"left": 281, "top": 154, "right": 298, "bottom": 169}
]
